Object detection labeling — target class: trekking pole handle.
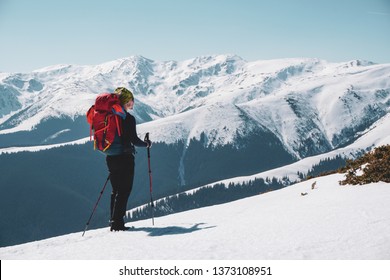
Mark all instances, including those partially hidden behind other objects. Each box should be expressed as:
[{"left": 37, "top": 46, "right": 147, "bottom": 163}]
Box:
[{"left": 144, "top": 132, "right": 152, "bottom": 149}]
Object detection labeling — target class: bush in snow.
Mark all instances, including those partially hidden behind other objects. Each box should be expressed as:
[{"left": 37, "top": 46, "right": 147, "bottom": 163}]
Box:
[{"left": 339, "top": 145, "right": 390, "bottom": 185}]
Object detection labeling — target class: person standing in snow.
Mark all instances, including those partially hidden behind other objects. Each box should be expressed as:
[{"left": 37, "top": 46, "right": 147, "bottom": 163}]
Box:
[{"left": 106, "top": 87, "right": 151, "bottom": 231}]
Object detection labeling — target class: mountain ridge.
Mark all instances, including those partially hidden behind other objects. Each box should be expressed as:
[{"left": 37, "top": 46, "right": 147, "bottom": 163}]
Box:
[{"left": 1, "top": 55, "right": 389, "bottom": 156}]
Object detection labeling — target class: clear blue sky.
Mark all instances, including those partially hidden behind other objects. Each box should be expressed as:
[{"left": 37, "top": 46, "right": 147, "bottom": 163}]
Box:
[{"left": 0, "top": 0, "right": 389, "bottom": 73}]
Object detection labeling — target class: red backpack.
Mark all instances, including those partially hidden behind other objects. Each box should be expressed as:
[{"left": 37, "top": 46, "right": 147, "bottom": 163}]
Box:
[{"left": 86, "top": 93, "right": 125, "bottom": 152}]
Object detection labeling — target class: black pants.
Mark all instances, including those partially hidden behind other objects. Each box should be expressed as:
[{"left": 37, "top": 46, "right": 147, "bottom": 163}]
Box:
[{"left": 106, "top": 154, "right": 135, "bottom": 226}]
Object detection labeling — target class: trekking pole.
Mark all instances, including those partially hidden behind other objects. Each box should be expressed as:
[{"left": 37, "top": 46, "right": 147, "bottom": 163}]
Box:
[
  {"left": 145, "top": 132, "right": 155, "bottom": 226},
  {"left": 82, "top": 174, "right": 110, "bottom": 236}
]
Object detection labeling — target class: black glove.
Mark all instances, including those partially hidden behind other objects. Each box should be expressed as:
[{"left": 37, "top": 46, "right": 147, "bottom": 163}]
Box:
[
  {"left": 145, "top": 139, "right": 152, "bottom": 148},
  {"left": 144, "top": 133, "right": 152, "bottom": 148}
]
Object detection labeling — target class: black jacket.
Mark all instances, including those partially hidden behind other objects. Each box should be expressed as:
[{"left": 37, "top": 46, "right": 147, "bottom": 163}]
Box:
[{"left": 106, "top": 112, "right": 147, "bottom": 156}]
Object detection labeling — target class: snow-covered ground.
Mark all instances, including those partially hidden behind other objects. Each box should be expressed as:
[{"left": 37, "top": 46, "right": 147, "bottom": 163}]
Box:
[{"left": 1, "top": 173, "right": 389, "bottom": 260}]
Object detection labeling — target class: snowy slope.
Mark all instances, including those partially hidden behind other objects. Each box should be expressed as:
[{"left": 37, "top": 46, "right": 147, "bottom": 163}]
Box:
[
  {"left": 1, "top": 173, "right": 389, "bottom": 260},
  {"left": 207, "top": 109, "right": 390, "bottom": 187},
  {"left": 0, "top": 137, "right": 89, "bottom": 155}
]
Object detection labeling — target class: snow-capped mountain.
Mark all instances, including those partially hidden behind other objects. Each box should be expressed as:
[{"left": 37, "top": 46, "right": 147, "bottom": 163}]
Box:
[{"left": 1, "top": 55, "right": 389, "bottom": 158}]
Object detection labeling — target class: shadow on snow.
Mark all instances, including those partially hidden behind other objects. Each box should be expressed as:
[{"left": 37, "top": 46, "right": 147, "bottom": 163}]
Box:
[{"left": 127, "top": 223, "right": 216, "bottom": 237}]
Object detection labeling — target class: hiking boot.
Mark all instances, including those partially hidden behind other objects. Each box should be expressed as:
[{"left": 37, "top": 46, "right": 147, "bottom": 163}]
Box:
[
  {"left": 110, "top": 221, "right": 129, "bottom": 231},
  {"left": 110, "top": 225, "right": 130, "bottom": 231}
]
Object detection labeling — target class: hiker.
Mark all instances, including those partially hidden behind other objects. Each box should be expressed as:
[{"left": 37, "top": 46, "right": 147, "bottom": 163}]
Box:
[{"left": 106, "top": 87, "right": 151, "bottom": 231}]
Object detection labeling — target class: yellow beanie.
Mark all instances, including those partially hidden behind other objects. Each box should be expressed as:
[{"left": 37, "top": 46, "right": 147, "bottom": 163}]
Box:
[{"left": 115, "top": 87, "right": 134, "bottom": 105}]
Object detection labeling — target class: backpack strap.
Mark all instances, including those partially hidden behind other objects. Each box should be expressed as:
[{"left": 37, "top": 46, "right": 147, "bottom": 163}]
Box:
[
  {"left": 112, "top": 104, "right": 127, "bottom": 119},
  {"left": 112, "top": 104, "right": 126, "bottom": 137},
  {"left": 86, "top": 106, "right": 95, "bottom": 141},
  {"left": 115, "top": 114, "right": 122, "bottom": 137}
]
